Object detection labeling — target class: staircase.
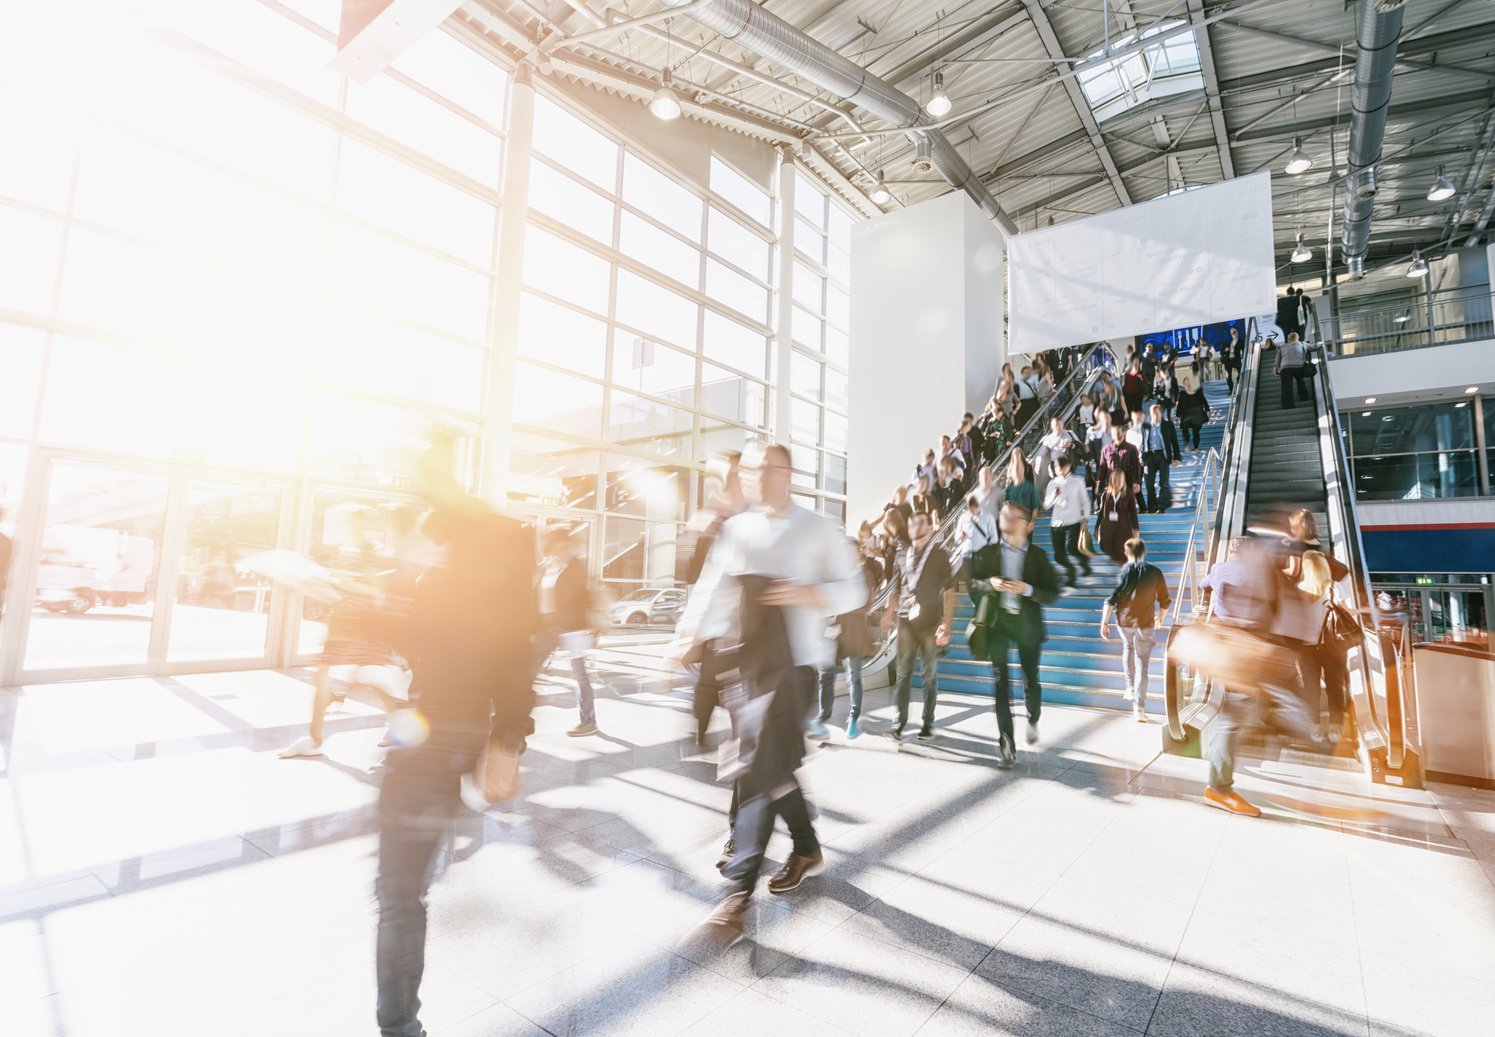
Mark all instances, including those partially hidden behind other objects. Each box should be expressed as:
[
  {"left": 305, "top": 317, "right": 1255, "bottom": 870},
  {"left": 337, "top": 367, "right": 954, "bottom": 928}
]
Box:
[
  {"left": 931, "top": 379, "right": 1232, "bottom": 713},
  {"left": 1243, "top": 355, "right": 1328, "bottom": 535}
]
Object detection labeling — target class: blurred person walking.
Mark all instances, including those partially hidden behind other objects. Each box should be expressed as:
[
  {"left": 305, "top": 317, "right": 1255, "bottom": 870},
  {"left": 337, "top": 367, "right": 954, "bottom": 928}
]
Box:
[
  {"left": 1175, "top": 377, "right": 1211, "bottom": 451},
  {"left": 1043, "top": 454, "right": 1092, "bottom": 588},
  {"left": 1004, "top": 446, "right": 1040, "bottom": 514},
  {"left": 1294, "top": 550, "right": 1349, "bottom": 744},
  {"left": 1140, "top": 402, "right": 1181, "bottom": 514},
  {"left": 884, "top": 510, "right": 955, "bottom": 742},
  {"left": 367, "top": 505, "right": 539, "bottom": 1037},
  {"left": 535, "top": 529, "right": 600, "bottom": 737},
  {"left": 812, "top": 540, "right": 881, "bottom": 741},
  {"left": 971, "top": 502, "right": 1061, "bottom": 767},
  {"left": 1099, "top": 538, "right": 1172, "bottom": 721},
  {"left": 1122, "top": 355, "right": 1148, "bottom": 416},
  {"left": 1097, "top": 423, "right": 1143, "bottom": 512},
  {"left": 687, "top": 452, "right": 744, "bottom": 748},
  {"left": 955, "top": 492, "right": 999, "bottom": 574},
  {"left": 675, "top": 442, "right": 865, "bottom": 944},
  {"left": 1096, "top": 469, "right": 1140, "bottom": 567}
]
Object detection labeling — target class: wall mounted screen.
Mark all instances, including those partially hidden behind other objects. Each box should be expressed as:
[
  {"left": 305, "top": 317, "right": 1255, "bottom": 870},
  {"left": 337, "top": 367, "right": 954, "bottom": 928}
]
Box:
[{"left": 1008, "top": 171, "right": 1275, "bottom": 354}]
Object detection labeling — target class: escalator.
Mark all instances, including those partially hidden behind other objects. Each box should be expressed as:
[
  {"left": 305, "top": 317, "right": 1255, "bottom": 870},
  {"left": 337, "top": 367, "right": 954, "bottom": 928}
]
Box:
[{"left": 1162, "top": 336, "right": 1421, "bottom": 788}]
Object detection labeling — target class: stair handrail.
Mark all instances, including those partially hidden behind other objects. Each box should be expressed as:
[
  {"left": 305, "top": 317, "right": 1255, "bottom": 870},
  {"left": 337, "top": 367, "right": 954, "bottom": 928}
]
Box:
[
  {"left": 1305, "top": 343, "right": 1418, "bottom": 784},
  {"left": 861, "top": 342, "right": 1118, "bottom": 674}
]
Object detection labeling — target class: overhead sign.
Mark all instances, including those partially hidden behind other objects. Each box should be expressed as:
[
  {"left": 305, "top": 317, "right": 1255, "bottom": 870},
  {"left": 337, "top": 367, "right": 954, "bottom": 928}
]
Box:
[{"left": 1008, "top": 171, "right": 1276, "bottom": 354}]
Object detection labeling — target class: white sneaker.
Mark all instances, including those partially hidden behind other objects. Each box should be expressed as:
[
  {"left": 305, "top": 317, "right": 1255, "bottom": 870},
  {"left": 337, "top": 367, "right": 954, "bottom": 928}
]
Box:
[
  {"left": 1133, "top": 706, "right": 1148, "bottom": 723},
  {"left": 278, "top": 736, "right": 323, "bottom": 759},
  {"left": 1026, "top": 719, "right": 1039, "bottom": 745}
]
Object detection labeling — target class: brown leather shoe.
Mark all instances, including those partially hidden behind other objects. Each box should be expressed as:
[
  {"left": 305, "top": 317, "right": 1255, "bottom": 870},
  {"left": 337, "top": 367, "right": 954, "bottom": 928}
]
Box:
[
  {"left": 1205, "top": 786, "right": 1262, "bottom": 817},
  {"left": 691, "top": 891, "right": 749, "bottom": 949},
  {"left": 766, "top": 849, "right": 823, "bottom": 894}
]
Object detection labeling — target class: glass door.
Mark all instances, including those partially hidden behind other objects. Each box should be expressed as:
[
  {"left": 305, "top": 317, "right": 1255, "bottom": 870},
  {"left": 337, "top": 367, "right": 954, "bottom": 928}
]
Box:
[{"left": 23, "top": 461, "right": 171, "bottom": 673}]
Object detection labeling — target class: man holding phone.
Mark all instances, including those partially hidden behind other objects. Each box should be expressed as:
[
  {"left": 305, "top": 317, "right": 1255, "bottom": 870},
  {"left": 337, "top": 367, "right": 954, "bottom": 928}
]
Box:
[
  {"left": 972, "top": 502, "right": 1062, "bottom": 768},
  {"left": 883, "top": 510, "right": 956, "bottom": 742}
]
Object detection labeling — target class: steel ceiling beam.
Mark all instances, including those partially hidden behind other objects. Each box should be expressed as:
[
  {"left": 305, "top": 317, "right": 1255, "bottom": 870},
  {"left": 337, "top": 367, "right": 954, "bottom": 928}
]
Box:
[
  {"left": 1219, "top": 21, "right": 1495, "bottom": 86},
  {"left": 1018, "top": 0, "right": 1131, "bottom": 206},
  {"left": 1186, "top": 0, "right": 1235, "bottom": 179}
]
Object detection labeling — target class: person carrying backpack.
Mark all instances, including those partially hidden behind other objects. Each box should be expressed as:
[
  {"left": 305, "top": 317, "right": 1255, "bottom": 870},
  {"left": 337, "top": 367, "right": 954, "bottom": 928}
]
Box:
[{"left": 1099, "top": 537, "right": 1172, "bottom": 722}]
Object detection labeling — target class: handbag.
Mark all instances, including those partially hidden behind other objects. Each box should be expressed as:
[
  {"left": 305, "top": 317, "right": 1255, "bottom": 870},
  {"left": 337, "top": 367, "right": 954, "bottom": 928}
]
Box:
[
  {"left": 473, "top": 736, "right": 522, "bottom": 803},
  {"left": 1077, "top": 523, "right": 1099, "bottom": 558},
  {"left": 1320, "top": 592, "right": 1362, "bottom": 656}
]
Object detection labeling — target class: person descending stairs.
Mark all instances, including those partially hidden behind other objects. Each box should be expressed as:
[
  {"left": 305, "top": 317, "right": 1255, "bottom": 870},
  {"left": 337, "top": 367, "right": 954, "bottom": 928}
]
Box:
[{"left": 937, "top": 376, "right": 1233, "bottom": 713}]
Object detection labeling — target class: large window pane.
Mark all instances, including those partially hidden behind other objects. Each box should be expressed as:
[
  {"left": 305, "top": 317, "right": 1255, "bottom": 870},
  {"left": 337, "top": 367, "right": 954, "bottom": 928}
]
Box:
[
  {"left": 825, "top": 367, "right": 848, "bottom": 413},
  {"left": 533, "top": 96, "right": 618, "bottom": 191},
  {"left": 827, "top": 284, "right": 850, "bottom": 329},
  {"left": 391, "top": 29, "right": 510, "bottom": 128},
  {"left": 698, "top": 422, "right": 754, "bottom": 461},
  {"left": 701, "top": 363, "right": 766, "bottom": 428},
  {"left": 826, "top": 325, "right": 849, "bottom": 366},
  {"left": 824, "top": 410, "right": 848, "bottom": 452},
  {"left": 0, "top": 323, "right": 46, "bottom": 438},
  {"left": 828, "top": 204, "right": 853, "bottom": 251},
  {"left": 796, "top": 217, "right": 827, "bottom": 262},
  {"left": 604, "top": 456, "right": 692, "bottom": 520},
  {"left": 172, "top": 0, "right": 342, "bottom": 104},
  {"left": 1353, "top": 451, "right": 1481, "bottom": 500},
  {"left": 791, "top": 399, "right": 820, "bottom": 445},
  {"left": 612, "top": 337, "right": 696, "bottom": 407},
  {"left": 793, "top": 306, "right": 823, "bottom": 350},
  {"left": 336, "top": 137, "right": 495, "bottom": 267},
  {"left": 824, "top": 453, "right": 847, "bottom": 494},
  {"left": 708, "top": 207, "right": 770, "bottom": 281},
  {"left": 623, "top": 153, "right": 702, "bottom": 241},
  {"left": 513, "top": 361, "right": 604, "bottom": 437},
  {"left": 328, "top": 220, "right": 491, "bottom": 341},
  {"left": 707, "top": 259, "right": 768, "bottom": 324},
  {"left": 304, "top": 395, "right": 448, "bottom": 485},
  {"left": 529, "top": 161, "right": 614, "bottom": 245},
  {"left": 795, "top": 173, "right": 826, "bottom": 226},
  {"left": 508, "top": 431, "right": 600, "bottom": 510},
  {"left": 615, "top": 270, "right": 698, "bottom": 350},
  {"left": 607, "top": 391, "right": 693, "bottom": 455},
  {"left": 517, "top": 292, "right": 608, "bottom": 379},
  {"left": 346, "top": 73, "right": 503, "bottom": 184},
  {"left": 523, "top": 224, "right": 611, "bottom": 316},
  {"left": 710, "top": 156, "right": 771, "bottom": 226},
  {"left": 1349, "top": 402, "right": 1476, "bottom": 454},
  {"left": 601, "top": 515, "right": 687, "bottom": 589},
  {"left": 0, "top": 203, "right": 63, "bottom": 317},
  {"left": 793, "top": 261, "right": 824, "bottom": 311},
  {"left": 620, "top": 212, "right": 699, "bottom": 289},
  {"left": 791, "top": 351, "right": 822, "bottom": 401},
  {"left": 828, "top": 242, "right": 851, "bottom": 281},
  {"left": 703, "top": 310, "right": 769, "bottom": 377},
  {"left": 318, "top": 307, "right": 486, "bottom": 412}
]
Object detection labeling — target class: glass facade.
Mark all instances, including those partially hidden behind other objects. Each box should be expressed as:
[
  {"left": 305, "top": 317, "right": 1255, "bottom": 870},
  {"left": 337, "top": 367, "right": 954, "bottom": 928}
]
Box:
[
  {"left": 1340, "top": 398, "right": 1491, "bottom": 501},
  {"left": 0, "top": 2, "right": 861, "bottom": 680}
]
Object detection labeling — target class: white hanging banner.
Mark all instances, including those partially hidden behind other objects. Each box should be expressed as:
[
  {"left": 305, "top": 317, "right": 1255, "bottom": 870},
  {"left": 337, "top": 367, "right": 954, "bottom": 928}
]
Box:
[{"left": 1007, "top": 171, "right": 1276, "bottom": 353}]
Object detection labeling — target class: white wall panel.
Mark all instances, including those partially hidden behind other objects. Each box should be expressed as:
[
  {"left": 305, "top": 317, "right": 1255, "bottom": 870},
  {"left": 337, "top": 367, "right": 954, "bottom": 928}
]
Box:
[{"left": 1009, "top": 171, "right": 1275, "bottom": 353}]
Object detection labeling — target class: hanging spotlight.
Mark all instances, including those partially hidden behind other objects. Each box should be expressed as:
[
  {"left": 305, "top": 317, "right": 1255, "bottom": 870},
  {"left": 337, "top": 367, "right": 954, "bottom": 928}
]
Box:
[
  {"left": 1405, "top": 249, "right": 1429, "bottom": 278},
  {"left": 1284, "top": 136, "right": 1313, "bottom": 175},
  {"left": 926, "top": 71, "right": 952, "bottom": 118},
  {"left": 870, "top": 170, "right": 891, "bottom": 205},
  {"left": 1393, "top": 308, "right": 1412, "bottom": 324},
  {"left": 1291, "top": 233, "right": 1312, "bottom": 263},
  {"left": 649, "top": 68, "right": 682, "bottom": 121},
  {"left": 1427, "top": 165, "right": 1456, "bottom": 202}
]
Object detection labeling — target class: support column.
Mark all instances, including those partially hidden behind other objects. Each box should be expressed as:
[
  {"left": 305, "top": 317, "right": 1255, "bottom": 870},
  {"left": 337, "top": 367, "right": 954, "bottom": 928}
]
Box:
[
  {"left": 772, "top": 147, "right": 797, "bottom": 444},
  {"left": 480, "top": 63, "right": 534, "bottom": 506}
]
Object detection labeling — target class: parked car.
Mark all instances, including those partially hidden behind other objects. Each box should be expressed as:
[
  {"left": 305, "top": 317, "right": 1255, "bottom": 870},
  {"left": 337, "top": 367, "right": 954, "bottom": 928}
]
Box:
[
  {"left": 35, "top": 536, "right": 155, "bottom": 614},
  {"left": 607, "top": 587, "right": 687, "bottom": 627}
]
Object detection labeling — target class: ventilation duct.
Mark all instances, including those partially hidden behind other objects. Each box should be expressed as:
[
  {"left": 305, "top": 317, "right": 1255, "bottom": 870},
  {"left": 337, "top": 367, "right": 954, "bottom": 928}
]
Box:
[
  {"left": 1340, "top": 0, "right": 1404, "bottom": 270},
  {"left": 686, "top": 0, "right": 1019, "bottom": 234}
]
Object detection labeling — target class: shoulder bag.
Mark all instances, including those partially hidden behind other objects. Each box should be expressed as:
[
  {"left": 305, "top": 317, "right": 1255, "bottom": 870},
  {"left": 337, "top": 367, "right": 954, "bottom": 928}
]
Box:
[{"left": 1320, "top": 589, "right": 1363, "bottom": 656}]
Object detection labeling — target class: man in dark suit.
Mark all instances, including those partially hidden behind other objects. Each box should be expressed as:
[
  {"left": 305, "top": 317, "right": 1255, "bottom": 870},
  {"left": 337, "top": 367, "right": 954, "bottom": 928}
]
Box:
[
  {"left": 972, "top": 501, "right": 1062, "bottom": 768},
  {"left": 883, "top": 510, "right": 955, "bottom": 741}
]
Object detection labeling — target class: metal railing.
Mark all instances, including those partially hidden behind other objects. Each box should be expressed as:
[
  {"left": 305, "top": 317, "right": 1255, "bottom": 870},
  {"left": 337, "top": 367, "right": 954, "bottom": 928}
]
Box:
[
  {"left": 861, "top": 341, "right": 1118, "bottom": 681},
  {"left": 1328, "top": 283, "right": 1494, "bottom": 358}
]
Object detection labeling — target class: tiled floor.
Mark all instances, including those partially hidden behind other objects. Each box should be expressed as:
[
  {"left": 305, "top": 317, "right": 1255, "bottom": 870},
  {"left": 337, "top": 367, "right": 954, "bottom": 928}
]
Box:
[{"left": 4, "top": 655, "right": 1494, "bottom": 1037}]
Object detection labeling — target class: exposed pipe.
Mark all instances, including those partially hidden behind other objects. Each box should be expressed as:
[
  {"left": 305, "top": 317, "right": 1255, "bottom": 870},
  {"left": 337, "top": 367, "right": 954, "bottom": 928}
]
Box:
[
  {"left": 685, "top": 0, "right": 1019, "bottom": 232},
  {"left": 1339, "top": 0, "right": 1405, "bottom": 271}
]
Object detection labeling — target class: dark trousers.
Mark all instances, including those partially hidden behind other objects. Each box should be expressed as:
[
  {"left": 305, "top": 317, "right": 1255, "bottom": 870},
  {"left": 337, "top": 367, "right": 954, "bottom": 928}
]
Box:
[
  {"left": 1279, "top": 366, "right": 1308, "bottom": 409},
  {"left": 722, "top": 786, "right": 818, "bottom": 896},
  {"left": 376, "top": 746, "right": 473, "bottom": 1037},
  {"left": 1180, "top": 419, "right": 1203, "bottom": 449},
  {"left": 989, "top": 611, "right": 1042, "bottom": 751},
  {"left": 1050, "top": 522, "right": 1088, "bottom": 583},
  {"left": 1142, "top": 450, "right": 1170, "bottom": 511},
  {"left": 893, "top": 619, "right": 941, "bottom": 734},
  {"left": 693, "top": 640, "right": 721, "bottom": 741},
  {"left": 1298, "top": 645, "right": 1347, "bottom": 729},
  {"left": 1224, "top": 360, "right": 1239, "bottom": 393}
]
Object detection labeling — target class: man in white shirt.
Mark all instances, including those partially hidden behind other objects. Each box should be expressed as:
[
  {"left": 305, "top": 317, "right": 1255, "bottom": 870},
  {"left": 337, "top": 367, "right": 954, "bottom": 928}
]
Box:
[
  {"left": 1043, "top": 455, "right": 1092, "bottom": 587},
  {"left": 956, "top": 492, "right": 998, "bottom": 565},
  {"left": 912, "top": 449, "right": 938, "bottom": 495},
  {"left": 675, "top": 442, "right": 866, "bottom": 944}
]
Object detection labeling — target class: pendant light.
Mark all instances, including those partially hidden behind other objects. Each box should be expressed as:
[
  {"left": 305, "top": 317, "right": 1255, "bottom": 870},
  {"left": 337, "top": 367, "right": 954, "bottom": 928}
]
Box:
[
  {"left": 1427, "top": 166, "right": 1456, "bottom": 202},
  {"left": 1291, "top": 233, "right": 1312, "bottom": 263},
  {"left": 650, "top": 21, "right": 682, "bottom": 121},
  {"left": 1284, "top": 136, "right": 1313, "bottom": 175},
  {"left": 1405, "top": 249, "right": 1429, "bottom": 279},
  {"left": 926, "top": 71, "right": 952, "bottom": 117},
  {"left": 869, "top": 170, "right": 891, "bottom": 205}
]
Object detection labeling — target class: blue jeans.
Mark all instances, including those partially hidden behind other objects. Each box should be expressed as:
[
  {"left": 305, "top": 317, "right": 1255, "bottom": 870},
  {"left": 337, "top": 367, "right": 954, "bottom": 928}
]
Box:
[
  {"left": 1206, "top": 689, "right": 1249, "bottom": 790},
  {"left": 375, "top": 746, "right": 472, "bottom": 1037},
  {"left": 1119, "top": 624, "right": 1155, "bottom": 706},
  {"left": 536, "top": 630, "right": 595, "bottom": 725},
  {"left": 816, "top": 656, "right": 864, "bottom": 723}
]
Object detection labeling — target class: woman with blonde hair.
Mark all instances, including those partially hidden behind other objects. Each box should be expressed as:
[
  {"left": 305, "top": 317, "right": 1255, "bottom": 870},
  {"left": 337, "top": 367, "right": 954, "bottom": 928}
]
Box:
[
  {"left": 1004, "top": 445, "right": 1039, "bottom": 513},
  {"left": 1297, "top": 549, "right": 1349, "bottom": 744}
]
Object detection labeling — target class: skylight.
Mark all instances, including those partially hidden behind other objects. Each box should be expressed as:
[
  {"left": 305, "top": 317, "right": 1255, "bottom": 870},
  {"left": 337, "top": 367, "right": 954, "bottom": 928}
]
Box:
[{"left": 1077, "top": 21, "right": 1203, "bottom": 121}]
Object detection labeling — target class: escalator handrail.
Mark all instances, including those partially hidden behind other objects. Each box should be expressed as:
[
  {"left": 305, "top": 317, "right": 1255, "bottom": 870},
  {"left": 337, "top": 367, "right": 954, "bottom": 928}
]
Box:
[
  {"left": 1306, "top": 344, "right": 1401, "bottom": 764},
  {"left": 861, "top": 342, "right": 1117, "bottom": 672}
]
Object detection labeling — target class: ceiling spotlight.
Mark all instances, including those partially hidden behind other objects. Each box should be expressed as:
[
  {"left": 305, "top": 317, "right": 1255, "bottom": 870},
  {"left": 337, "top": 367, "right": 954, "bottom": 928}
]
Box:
[
  {"left": 1365, "top": 398, "right": 1377, "bottom": 404},
  {"left": 1393, "top": 308, "right": 1412, "bottom": 324},
  {"left": 1406, "top": 249, "right": 1429, "bottom": 278},
  {"left": 1284, "top": 136, "right": 1313, "bottom": 175},
  {"left": 1427, "top": 166, "right": 1456, "bottom": 202},
  {"left": 1291, "top": 233, "right": 1312, "bottom": 263},
  {"left": 1361, "top": 411, "right": 1372, "bottom": 417},
  {"left": 1456, "top": 401, "right": 1468, "bottom": 409},
  {"left": 1466, "top": 386, "right": 1479, "bottom": 394},
  {"left": 649, "top": 68, "right": 682, "bottom": 121},
  {"left": 926, "top": 71, "right": 952, "bottom": 117},
  {"left": 870, "top": 170, "right": 891, "bottom": 205}
]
